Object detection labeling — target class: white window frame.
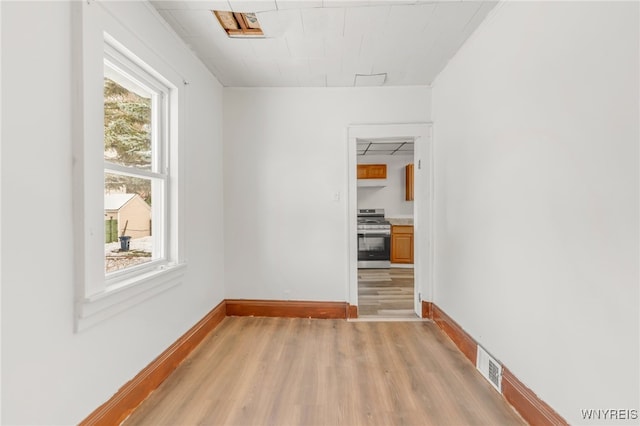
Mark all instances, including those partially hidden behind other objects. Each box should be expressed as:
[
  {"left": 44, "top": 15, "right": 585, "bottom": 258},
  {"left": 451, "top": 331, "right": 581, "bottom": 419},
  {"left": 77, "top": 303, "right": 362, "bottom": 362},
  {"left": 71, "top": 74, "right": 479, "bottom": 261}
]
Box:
[
  {"left": 73, "top": 2, "right": 186, "bottom": 332},
  {"left": 103, "top": 43, "right": 170, "bottom": 283}
]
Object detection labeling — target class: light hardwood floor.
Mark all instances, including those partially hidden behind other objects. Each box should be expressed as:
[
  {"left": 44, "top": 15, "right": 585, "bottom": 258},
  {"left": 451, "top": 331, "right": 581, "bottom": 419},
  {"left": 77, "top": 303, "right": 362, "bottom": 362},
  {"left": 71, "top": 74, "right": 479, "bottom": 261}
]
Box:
[
  {"left": 358, "top": 268, "right": 416, "bottom": 318},
  {"left": 124, "top": 317, "right": 525, "bottom": 426}
]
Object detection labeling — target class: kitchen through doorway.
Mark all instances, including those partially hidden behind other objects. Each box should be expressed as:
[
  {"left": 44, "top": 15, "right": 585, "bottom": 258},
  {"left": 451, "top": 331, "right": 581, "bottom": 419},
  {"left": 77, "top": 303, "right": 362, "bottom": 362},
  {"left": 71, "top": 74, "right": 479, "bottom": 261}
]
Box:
[
  {"left": 347, "top": 123, "right": 432, "bottom": 320},
  {"left": 356, "top": 139, "right": 416, "bottom": 319}
]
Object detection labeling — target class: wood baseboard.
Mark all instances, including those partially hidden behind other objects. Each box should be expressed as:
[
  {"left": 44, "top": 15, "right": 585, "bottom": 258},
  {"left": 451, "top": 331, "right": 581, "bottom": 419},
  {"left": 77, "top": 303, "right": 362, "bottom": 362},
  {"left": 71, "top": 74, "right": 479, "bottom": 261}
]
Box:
[
  {"left": 431, "top": 304, "right": 477, "bottom": 365},
  {"left": 225, "top": 299, "right": 348, "bottom": 319},
  {"left": 80, "top": 300, "right": 227, "bottom": 426},
  {"left": 348, "top": 304, "right": 358, "bottom": 319},
  {"left": 503, "top": 367, "right": 568, "bottom": 426},
  {"left": 421, "top": 300, "right": 432, "bottom": 319},
  {"left": 425, "top": 302, "right": 567, "bottom": 425}
]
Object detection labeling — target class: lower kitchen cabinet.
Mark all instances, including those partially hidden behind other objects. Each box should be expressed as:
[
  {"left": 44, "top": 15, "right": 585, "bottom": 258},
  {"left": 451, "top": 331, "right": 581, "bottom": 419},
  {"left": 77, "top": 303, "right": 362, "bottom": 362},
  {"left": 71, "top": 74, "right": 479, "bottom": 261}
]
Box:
[{"left": 391, "top": 225, "right": 413, "bottom": 264}]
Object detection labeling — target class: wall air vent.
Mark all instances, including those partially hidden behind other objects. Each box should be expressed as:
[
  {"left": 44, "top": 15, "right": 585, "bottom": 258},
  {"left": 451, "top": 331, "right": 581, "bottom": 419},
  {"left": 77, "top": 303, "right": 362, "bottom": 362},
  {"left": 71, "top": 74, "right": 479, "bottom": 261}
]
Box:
[{"left": 476, "top": 345, "right": 502, "bottom": 393}]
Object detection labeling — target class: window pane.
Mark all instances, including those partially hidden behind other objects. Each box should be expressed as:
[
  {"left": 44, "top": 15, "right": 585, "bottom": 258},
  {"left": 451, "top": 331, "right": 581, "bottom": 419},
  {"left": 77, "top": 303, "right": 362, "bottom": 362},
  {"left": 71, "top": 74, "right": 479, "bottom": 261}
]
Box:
[
  {"left": 104, "top": 77, "right": 152, "bottom": 169},
  {"left": 104, "top": 173, "right": 154, "bottom": 274}
]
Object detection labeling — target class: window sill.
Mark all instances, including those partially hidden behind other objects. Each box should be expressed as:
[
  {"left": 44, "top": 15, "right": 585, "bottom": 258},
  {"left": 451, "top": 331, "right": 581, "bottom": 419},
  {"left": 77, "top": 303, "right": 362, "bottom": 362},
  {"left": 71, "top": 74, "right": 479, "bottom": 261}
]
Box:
[{"left": 76, "top": 263, "right": 186, "bottom": 332}]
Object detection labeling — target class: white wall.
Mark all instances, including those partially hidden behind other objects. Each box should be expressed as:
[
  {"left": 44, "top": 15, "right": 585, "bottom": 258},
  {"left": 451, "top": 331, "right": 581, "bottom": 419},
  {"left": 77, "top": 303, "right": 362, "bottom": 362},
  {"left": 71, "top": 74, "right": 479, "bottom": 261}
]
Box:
[
  {"left": 432, "top": 2, "right": 638, "bottom": 423},
  {"left": 1, "top": 2, "right": 224, "bottom": 424},
  {"left": 357, "top": 155, "right": 414, "bottom": 218},
  {"left": 224, "top": 87, "right": 430, "bottom": 301}
]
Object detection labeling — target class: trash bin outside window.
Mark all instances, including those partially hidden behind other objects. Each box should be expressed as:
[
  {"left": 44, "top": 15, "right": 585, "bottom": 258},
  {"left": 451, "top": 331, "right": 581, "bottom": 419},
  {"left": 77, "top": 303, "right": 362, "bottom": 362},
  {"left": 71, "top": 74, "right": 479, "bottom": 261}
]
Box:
[{"left": 119, "top": 236, "right": 131, "bottom": 251}]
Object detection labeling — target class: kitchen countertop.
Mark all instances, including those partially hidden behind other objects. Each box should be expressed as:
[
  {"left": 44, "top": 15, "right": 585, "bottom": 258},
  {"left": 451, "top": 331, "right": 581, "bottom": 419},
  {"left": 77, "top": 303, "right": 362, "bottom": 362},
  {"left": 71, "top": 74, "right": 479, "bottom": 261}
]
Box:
[{"left": 387, "top": 218, "right": 413, "bottom": 226}]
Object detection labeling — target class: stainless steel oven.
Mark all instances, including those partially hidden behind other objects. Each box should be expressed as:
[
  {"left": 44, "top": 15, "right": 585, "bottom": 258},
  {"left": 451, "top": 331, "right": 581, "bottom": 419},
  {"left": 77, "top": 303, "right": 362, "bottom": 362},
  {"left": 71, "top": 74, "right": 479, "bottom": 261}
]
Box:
[{"left": 357, "top": 209, "right": 391, "bottom": 269}]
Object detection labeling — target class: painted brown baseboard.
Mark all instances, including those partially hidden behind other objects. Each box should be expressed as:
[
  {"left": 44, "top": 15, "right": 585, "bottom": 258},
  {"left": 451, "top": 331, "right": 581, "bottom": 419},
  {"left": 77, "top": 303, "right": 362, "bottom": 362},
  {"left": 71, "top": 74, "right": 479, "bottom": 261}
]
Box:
[
  {"left": 424, "top": 301, "right": 567, "bottom": 426},
  {"left": 226, "top": 299, "right": 348, "bottom": 319},
  {"left": 348, "top": 304, "right": 358, "bottom": 319},
  {"left": 80, "top": 300, "right": 227, "bottom": 426},
  {"left": 421, "top": 300, "right": 432, "bottom": 319},
  {"left": 431, "top": 304, "right": 477, "bottom": 365},
  {"left": 503, "top": 367, "right": 569, "bottom": 426}
]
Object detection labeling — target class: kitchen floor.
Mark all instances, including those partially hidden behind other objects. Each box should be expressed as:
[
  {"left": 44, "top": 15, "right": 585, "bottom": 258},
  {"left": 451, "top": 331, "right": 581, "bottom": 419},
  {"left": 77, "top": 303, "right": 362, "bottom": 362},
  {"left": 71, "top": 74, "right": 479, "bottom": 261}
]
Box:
[{"left": 357, "top": 268, "right": 416, "bottom": 318}]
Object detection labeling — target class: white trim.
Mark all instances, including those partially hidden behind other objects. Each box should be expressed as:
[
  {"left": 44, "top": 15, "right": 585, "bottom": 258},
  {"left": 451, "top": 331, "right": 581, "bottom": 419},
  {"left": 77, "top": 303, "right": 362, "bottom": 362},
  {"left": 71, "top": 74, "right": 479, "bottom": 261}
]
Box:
[
  {"left": 348, "top": 317, "right": 428, "bottom": 323},
  {"left": 103, "top": 40, "right": 172, "bottom": 278},
  {"left": 72, "top": 1, "right": 185, "bottom": 332},
  {"left": 104, "top": 163, "right": 167, "bottom": 180},
  {"left": 347, "top": 123, "right": 433, "bottom": 317},
  {"left": 417, "top": 124, "right": 435, "bottom": 307},
  {"left": 0, "top": 2, "right": 3, "bottom": 420},
  {"left": 426, "top": 125, "right": 435, "bottom": 303},
  {"left": 77, "top": 264, "right": 186, "bottom": 332},
  {"left": 105, "top": 258, "right": 167, "bottom": 284}
]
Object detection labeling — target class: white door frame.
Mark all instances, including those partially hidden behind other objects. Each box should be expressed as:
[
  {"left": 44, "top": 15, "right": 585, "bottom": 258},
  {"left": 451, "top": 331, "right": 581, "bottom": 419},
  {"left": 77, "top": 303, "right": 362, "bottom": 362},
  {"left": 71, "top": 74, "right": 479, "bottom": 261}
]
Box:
[{"left": 347, "top": 123, "right": 433, "bottom": 316}]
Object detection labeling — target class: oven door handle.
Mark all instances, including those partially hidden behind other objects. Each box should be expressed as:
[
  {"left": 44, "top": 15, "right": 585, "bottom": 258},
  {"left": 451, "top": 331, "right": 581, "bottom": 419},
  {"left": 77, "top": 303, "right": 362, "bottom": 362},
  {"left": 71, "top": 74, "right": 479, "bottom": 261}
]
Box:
[{"left": 358, "top": 231, "right": 391, "bottom": 237}]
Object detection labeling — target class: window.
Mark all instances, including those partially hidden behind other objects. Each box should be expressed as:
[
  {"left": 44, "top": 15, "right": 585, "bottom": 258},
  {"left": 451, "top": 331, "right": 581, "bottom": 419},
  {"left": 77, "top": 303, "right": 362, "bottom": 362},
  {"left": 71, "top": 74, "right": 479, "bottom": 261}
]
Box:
[
  {"left": 73, "top": 9, "right": 185, "bottom": 331},
  {"left": 103, "top": 44, "right": 169, "bottom": 281}
]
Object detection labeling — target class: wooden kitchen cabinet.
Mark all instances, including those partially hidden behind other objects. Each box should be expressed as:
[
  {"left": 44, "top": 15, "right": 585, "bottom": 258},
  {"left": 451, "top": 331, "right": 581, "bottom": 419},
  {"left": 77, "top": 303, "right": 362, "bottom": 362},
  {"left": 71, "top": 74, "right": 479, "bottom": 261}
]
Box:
[
  {"left": 391, "top": 225, "right": 414, "bottom": 264},
  {"left": 357, "top": 164, "right": 387, "bottom": 179},
  {"left": 405, "top": 163, "right": 414, "bottom": 201}
]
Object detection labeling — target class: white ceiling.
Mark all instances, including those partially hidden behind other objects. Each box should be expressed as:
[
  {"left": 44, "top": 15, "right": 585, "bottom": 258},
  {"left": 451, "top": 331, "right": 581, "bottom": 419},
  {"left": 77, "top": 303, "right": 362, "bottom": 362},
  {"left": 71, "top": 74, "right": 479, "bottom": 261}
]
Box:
[
  {"left": 357, "top": 137, "right": 413, "bottom": 156},
  {"left": 151, "top": 0, "right": 498, "bottom": 87}
]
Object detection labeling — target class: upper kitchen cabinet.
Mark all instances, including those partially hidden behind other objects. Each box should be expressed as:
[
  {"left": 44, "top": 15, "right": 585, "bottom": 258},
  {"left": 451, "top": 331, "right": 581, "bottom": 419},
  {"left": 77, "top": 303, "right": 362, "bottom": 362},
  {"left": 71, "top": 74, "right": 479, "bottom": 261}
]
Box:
[
  {"left": 358, "top": 164, "right": 387, "bottom": 179},
  {"left": 405, "top": 163, "right": 414, "bottom": 201}
]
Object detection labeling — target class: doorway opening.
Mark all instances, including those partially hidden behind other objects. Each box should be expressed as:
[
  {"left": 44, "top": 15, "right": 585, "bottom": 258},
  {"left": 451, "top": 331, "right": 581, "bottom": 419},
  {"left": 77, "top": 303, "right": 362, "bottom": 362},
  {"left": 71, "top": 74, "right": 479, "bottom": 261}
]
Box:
[
  {"left": 356, "top": 141, "right": 415, "bottom": 318},
  {"left": 347, "top": 124, "right": 432, "bottom": 320}
]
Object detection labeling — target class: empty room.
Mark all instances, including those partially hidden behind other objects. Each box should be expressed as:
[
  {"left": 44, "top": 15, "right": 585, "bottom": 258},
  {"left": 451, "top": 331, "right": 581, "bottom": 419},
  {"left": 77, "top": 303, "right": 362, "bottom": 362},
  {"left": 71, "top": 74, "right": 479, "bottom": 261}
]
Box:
[{"left": 1, "top": 0, "right": 638, "bottom": 425}]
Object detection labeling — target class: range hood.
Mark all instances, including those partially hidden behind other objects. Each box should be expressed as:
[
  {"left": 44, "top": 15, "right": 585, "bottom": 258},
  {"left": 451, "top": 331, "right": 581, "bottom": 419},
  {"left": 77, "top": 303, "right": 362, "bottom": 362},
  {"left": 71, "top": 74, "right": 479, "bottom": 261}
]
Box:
[{"left": 357, "top": 179, "right": 387, "bottom": 188}]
